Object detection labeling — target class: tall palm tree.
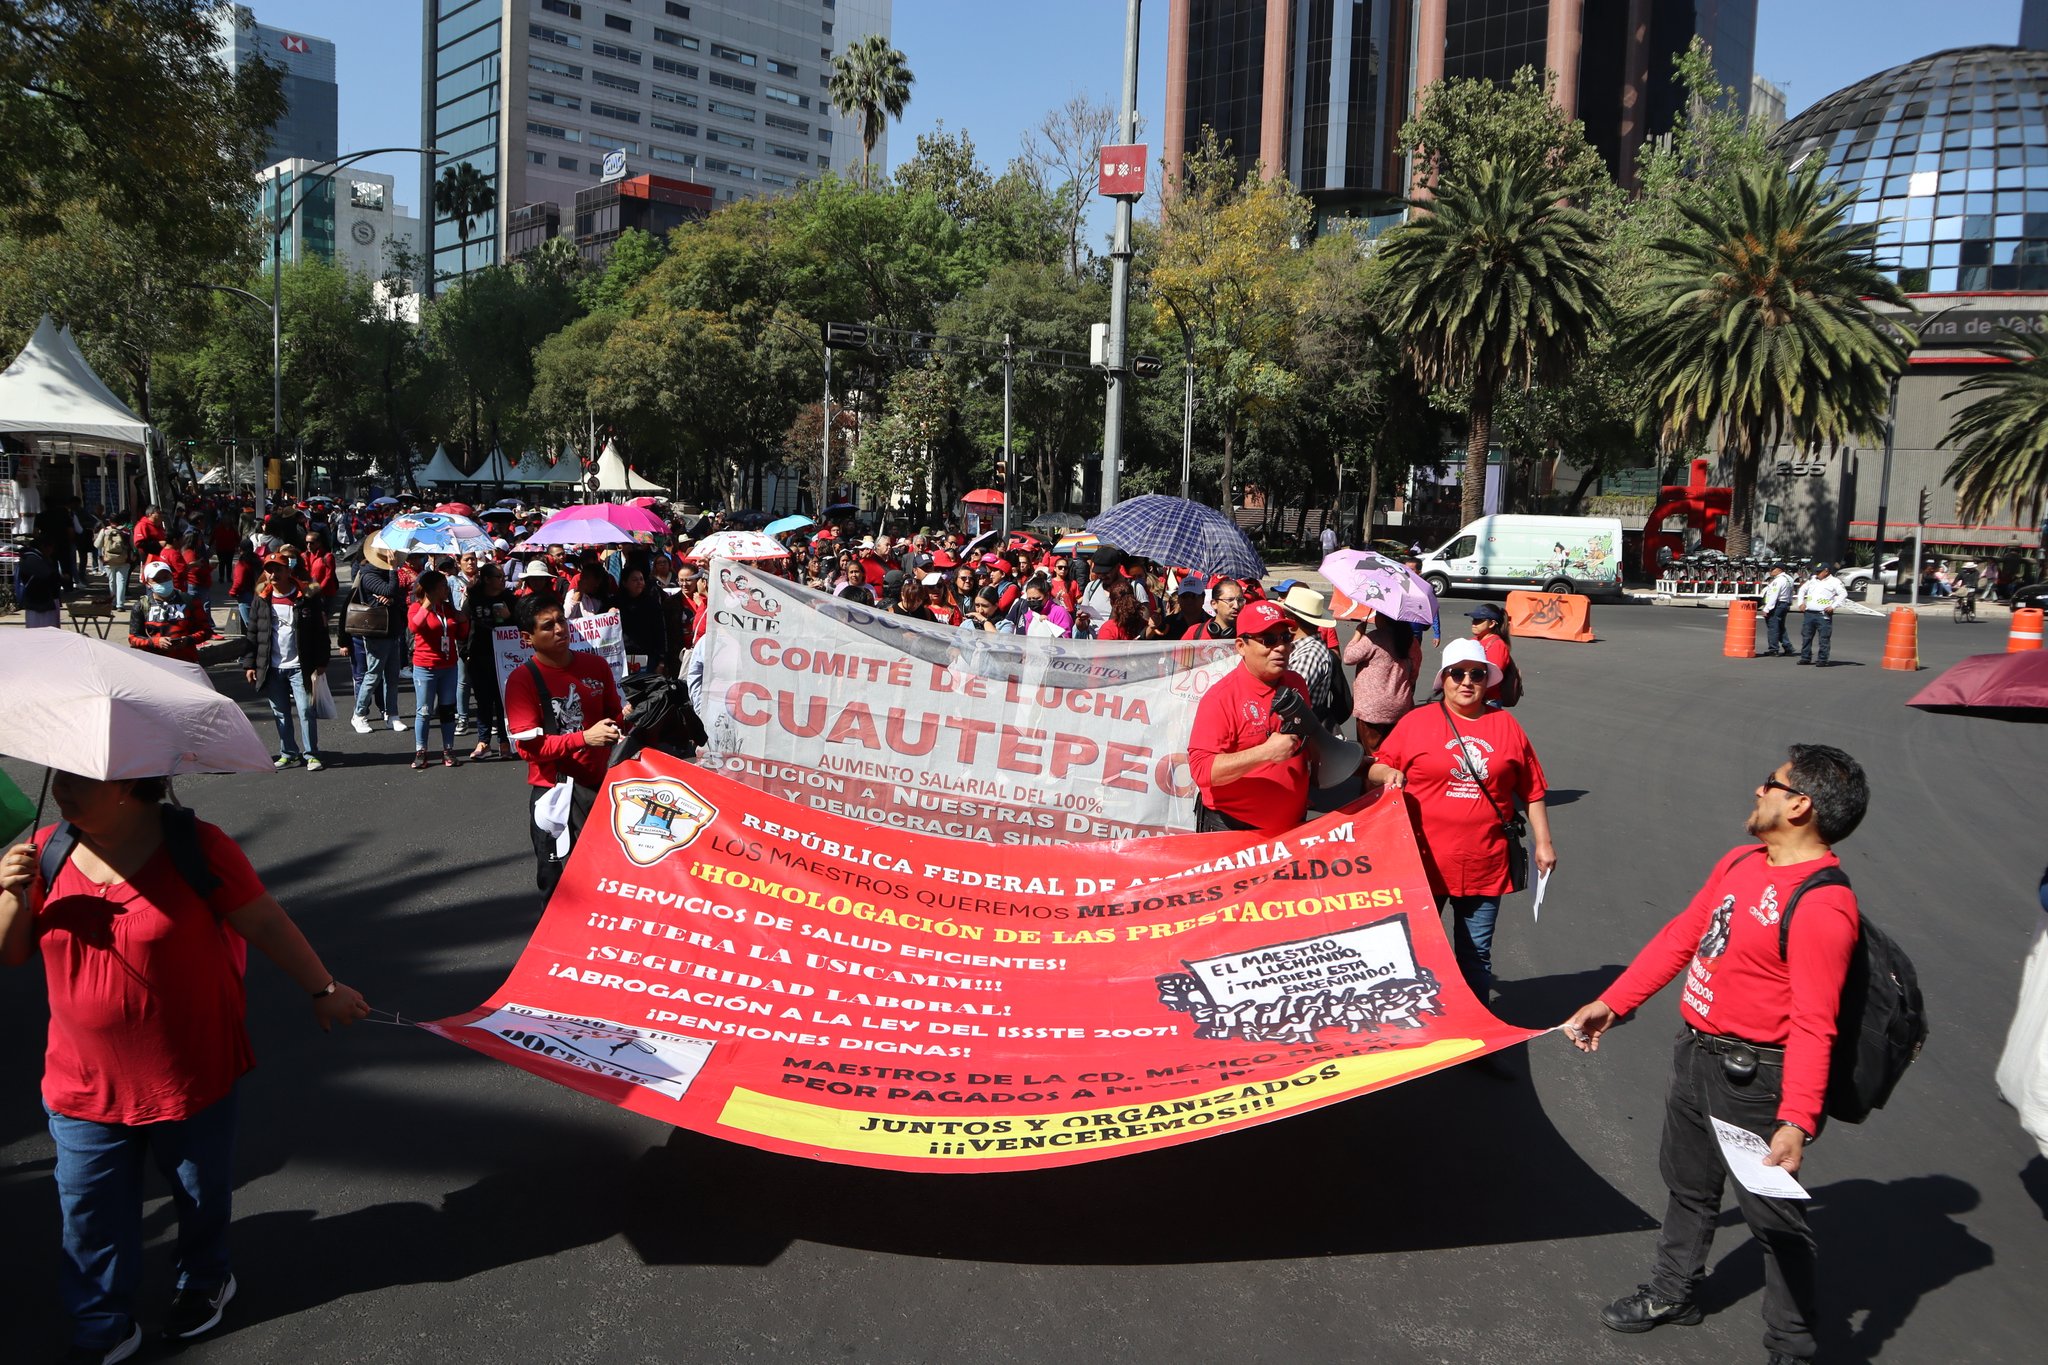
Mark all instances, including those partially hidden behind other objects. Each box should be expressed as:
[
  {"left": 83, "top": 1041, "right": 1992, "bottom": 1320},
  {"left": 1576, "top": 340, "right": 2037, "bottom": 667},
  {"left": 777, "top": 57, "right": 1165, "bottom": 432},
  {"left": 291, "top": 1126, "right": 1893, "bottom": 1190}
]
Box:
[
  {"left": 1942, "top": 328, "right": 2048, "bottom": 525},
  {"left": 1621, "top": 160, "right": 1912, "bottom": 556},
  {"left": 827, "top": 34, "right": 913, "bottom": 188},
  {"left": 433, "top": 162, "right": 496, "bottom": 278},
  {"left": 1375, "top": 152, "right": 1608, "bottom": 525}
]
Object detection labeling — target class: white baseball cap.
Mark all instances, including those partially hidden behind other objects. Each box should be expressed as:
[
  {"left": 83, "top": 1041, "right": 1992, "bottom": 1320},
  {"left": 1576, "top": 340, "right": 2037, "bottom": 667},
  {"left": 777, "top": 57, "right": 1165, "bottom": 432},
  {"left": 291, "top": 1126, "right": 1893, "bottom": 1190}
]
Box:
[{"left": 141, "top": 559, "right": 174, "bottom": 580}]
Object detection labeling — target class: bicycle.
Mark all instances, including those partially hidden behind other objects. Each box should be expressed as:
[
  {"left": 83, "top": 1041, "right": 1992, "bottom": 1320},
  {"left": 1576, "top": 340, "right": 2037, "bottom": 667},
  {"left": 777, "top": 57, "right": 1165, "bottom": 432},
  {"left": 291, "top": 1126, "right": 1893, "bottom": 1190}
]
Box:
[{"left": 1953, "top": 589, "right": 1979, "bottom": 623}]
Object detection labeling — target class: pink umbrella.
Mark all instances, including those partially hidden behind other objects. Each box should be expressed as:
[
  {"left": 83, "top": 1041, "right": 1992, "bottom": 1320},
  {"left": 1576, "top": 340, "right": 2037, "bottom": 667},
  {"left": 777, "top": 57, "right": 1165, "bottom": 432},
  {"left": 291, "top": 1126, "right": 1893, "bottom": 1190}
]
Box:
[{"left": 543, "top": 503, "right": 666, "bottom": 535}]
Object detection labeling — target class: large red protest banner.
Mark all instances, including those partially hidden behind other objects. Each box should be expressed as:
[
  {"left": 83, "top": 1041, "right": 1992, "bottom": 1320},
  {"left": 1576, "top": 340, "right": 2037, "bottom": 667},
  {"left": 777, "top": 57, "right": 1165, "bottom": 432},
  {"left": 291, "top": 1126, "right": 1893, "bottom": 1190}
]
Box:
[
  {"left": 426, "top": 754, "right": 1543, "bottom": 1172},
  {"left": 692, "top": 562, "right": 1237, "bottom": 841}
]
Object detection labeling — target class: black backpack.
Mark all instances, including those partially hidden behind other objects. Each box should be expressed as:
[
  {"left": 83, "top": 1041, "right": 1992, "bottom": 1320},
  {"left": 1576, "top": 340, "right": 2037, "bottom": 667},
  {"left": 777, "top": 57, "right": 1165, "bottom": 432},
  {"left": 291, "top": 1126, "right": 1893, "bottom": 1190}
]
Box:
[
  {"left": 1764, "top": 855, "right": 1928, "bottom": 1124},
  {"left": 38, "top": 804, "right": 223, "bottom": 903}
]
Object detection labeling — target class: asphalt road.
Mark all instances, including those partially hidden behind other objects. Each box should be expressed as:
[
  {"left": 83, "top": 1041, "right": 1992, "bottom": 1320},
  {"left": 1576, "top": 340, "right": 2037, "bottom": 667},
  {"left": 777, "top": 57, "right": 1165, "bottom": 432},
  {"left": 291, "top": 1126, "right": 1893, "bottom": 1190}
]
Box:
[{"left": 3, "top": 598, "right": 2045, "bottom": 1365}]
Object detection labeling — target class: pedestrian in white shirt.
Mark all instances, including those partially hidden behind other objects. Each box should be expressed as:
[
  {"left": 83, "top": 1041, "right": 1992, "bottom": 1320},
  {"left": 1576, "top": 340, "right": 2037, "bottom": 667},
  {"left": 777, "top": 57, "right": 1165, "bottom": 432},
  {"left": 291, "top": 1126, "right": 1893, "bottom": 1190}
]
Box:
[
  {"left": 1759, "top": 563, "right": 1796, "bottom": 657},
  {"left": 1793, "top": 562, "right": 1847, "bottom": 666}
]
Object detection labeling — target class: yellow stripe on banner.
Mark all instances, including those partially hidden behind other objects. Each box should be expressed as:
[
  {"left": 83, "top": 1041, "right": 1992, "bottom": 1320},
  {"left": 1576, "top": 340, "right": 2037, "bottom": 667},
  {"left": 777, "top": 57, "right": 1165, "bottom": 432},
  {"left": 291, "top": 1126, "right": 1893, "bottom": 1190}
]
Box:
[{"left": 717, "top": 1040, "right": 1485, "bottom": 1160}]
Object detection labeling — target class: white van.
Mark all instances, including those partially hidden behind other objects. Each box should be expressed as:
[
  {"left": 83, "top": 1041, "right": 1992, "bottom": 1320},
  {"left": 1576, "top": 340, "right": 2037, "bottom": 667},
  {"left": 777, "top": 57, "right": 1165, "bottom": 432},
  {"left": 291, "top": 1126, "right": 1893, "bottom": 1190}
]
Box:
[{"left": 1418, "top": 515, "right": 1625, "bottom": 598}]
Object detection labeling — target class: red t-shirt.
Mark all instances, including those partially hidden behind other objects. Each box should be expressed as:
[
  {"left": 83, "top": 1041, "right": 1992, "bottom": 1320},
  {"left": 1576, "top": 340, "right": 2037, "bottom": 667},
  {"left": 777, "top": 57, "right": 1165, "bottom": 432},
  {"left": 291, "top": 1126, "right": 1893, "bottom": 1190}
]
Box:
[
  {"left": 1374, "top": 704, "right": 1547, "bottom": 898},
  {"left": 1187, "top": 663, "right": 1312, "bottom": 834},
  {"left": 408, "top": 601, "right": 471, "bottom": 668},
  {"left": 1600, "top": 846, "right": 1860, "bottom": 1134},
  {"left": 503, "top": 651, "right": 623, "bottom": 789},
  {"left": 32, "top": 820, "right": 264, "bottom": 1124},
  {"left": 1479, "top": 632, "right": 1511, "bottom": 704}
]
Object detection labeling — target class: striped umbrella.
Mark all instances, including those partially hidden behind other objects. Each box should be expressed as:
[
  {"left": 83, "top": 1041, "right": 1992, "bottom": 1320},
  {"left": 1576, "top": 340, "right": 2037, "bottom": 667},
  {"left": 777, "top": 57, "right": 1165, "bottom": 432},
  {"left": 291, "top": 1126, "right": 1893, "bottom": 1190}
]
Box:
[{"left": 1054, "top": 532, "right": 1100, "bottom": 555}]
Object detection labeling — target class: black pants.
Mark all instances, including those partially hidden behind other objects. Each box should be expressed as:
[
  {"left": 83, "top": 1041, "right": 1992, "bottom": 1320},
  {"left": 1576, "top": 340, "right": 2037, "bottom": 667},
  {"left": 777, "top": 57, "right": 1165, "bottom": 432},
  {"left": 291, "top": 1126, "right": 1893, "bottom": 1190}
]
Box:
[
  {"left": 1650, "top": 1030, "right": 1818, "bottom": 1360},
  {"left": 529, "top": 781, "right": 599, "bottom": 897},
  {"left": 469, "top": 658, "right": 506, "bottom": 745},
  {"left": 1193, "top": 799, "right": 1259, "bottom": 834}
]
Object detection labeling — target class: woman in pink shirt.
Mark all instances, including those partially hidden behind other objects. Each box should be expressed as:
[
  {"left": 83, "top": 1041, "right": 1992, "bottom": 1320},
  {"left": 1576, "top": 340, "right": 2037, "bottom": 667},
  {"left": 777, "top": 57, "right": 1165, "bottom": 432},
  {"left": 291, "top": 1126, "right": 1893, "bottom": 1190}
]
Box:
[{"left": 406, "top": 569, "right": 471, "bottom": 770}]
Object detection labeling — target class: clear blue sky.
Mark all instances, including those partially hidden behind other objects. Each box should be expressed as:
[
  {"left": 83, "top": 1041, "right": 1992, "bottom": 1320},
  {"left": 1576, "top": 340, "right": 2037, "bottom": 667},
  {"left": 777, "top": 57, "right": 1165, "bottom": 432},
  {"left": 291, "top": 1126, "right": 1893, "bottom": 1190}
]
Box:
[{"left": 251, "top": 0, "right": 2029, "bottom": 234}]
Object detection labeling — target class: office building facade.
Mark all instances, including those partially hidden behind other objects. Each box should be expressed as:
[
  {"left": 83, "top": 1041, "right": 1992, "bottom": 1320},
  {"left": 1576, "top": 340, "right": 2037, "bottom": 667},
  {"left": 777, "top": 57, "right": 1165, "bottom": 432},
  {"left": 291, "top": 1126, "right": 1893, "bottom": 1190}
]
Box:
[
  {"left": 212, "top": 5, "right": 340, "bottom": 168},
  {"left": 258, "top": 161, "right": 425, "bottom": 283},
  {"left": 1164, "top": 1, "right": 1761, "bottom": 205},
  {"left": 421, "top": 1, "right": 889, "bottom": 291},
  {"left": 1164, "top": 1, "right": 1416, "bottom": 218}
]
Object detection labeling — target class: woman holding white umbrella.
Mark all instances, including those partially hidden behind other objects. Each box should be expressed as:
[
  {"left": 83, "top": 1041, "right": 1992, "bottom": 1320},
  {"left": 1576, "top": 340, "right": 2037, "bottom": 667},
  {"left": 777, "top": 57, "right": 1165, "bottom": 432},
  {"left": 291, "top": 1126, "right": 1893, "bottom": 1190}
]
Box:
[{"left": 0, "top": 632, "right": 368, "bottom": 1360}]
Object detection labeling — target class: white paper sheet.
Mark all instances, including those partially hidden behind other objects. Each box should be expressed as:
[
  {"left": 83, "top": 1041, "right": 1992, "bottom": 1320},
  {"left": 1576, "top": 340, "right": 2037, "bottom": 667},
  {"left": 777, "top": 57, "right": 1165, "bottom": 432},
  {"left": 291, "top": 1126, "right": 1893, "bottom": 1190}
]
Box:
[
  {"left": 1711, "top": 1117, "right": 1810, "bottom": 1199},
  {"left": 1532, "top": 867, "right": 1551, "bottom": 921}
]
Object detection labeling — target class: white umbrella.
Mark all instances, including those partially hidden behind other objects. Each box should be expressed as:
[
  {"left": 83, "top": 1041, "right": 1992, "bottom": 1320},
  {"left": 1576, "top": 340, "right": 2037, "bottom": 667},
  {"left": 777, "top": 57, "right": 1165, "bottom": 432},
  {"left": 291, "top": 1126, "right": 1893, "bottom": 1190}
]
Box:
[
  {"left": 683, "top": 531, "right": 791, "bottom": 563},
  {"left": 0, "top": 632, "right": 271, "bottom": 779}
]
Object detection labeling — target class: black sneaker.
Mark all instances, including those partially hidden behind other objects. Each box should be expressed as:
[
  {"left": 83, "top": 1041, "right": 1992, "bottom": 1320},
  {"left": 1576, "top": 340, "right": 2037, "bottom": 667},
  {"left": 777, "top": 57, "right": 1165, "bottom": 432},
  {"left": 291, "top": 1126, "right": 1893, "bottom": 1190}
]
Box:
[
  {"left": 1600, "top": 1284, "right": 1703, "bottom": 1334},
  {"left": 162, "top": 1272, "right": 237, "bottom": 1341},
  {"left": 61, "top": 1323, "right": 142, "bottom": 1364}
]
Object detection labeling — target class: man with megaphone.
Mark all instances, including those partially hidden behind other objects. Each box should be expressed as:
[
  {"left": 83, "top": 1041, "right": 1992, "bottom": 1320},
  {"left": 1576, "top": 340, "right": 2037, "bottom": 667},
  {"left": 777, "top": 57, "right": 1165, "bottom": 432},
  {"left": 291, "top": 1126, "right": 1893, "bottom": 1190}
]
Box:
[{"left": 1187, "top": 600, "right": 1362, "bottom": 835}]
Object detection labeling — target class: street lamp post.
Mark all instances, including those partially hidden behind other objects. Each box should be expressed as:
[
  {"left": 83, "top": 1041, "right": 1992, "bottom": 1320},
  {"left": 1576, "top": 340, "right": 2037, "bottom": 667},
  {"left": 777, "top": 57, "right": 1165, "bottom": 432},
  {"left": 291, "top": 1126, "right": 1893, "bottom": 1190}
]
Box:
[{"left": 263, "top": 146, "right": 439, "bottom": 497}]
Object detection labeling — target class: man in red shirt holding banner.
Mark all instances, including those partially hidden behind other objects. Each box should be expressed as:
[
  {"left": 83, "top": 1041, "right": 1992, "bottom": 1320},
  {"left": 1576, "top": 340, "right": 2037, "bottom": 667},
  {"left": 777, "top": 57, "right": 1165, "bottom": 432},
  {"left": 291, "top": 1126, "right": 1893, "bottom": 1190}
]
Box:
[
  {"left": 1186, "top": 599, "right": 1310, "bottom": 836},
  {"left": 503, "top": 597, "right": 624, "bottom": 895},
  {"left": 1563, "top": 744, "right": 1868, "bottom": 1365}
]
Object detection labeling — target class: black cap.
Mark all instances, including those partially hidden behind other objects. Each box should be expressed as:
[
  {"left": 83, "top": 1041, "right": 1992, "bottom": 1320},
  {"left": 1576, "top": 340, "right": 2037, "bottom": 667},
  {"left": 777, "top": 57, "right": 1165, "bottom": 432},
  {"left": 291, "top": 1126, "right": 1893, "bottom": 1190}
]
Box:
[
  {"left": 1466, "top": 602, "right": 1506, "bottom": 622},
  {"left": 883, "top": 568, "right": 905, "bottom": 591},
  {"left": 1092, "top": 543, "right": 1126, "bottom": 571}
]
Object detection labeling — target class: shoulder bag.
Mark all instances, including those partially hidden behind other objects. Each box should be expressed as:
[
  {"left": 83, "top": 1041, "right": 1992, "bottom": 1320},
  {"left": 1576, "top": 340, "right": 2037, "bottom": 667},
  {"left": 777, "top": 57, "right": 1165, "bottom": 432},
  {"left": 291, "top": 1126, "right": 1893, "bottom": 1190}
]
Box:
[
  {"left": 343, "top": 573, "right": 390, "bottom": 639},
  {"left": 1439, "top": 702, "right": 1529, "bottom": 892}
]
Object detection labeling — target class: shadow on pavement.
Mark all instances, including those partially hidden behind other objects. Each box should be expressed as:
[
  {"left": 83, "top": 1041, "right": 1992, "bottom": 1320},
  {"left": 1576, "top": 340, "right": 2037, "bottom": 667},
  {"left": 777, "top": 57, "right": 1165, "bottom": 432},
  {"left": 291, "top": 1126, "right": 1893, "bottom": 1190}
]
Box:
[
  {"left": 1698, "top": 1173, "right": 1994, "bottom": 1362},
  {"left": 1489, "top": 965, "right": 1625, "bottom": 1032},
  {"left": 2021, "top": 1155, "right": 2048, "bottom": 1221},
  {"left": 618, "top": 1061, "right": 1655, "bottom": 1267}
]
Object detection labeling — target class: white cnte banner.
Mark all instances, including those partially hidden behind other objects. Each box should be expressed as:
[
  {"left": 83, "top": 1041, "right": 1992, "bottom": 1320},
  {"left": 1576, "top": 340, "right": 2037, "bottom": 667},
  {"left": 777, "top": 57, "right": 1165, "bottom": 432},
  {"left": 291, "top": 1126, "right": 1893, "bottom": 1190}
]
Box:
[
  {"left": 693, "top": 560, "right": 1237, "bottom": 842},
  {"left": 491, "top": 608, "right": 627, "bottom": 696}
]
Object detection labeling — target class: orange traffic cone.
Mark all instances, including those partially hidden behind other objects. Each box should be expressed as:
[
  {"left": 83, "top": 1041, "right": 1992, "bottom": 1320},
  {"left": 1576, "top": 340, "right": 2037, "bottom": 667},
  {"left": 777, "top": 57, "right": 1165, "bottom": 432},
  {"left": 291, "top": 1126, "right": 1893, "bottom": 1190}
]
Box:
[
  {"left": 1723, "top": 599, "right": 1758, "bottom": 658},
  {"left": 2009, "top": 606, "right": 2044, "bottom": 652},
  {"left": 1881, "top": 608, "right": 1920, "bottom": 671}
]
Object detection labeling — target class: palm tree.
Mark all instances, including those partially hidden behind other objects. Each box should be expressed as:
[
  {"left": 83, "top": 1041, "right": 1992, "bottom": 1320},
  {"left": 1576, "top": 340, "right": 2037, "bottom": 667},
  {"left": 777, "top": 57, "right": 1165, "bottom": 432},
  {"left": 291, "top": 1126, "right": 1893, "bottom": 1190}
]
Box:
[
  {"left": 828, "top": 34, "right": 913, "bottom": 188},
  {"left": 1375, "top": 152, "right": 1608, "bottom": 525},
  {"left": 1942, "top": 328, "right": 2048, "bottom": 525},
  {"left": 1621, "top": 160, "right": 1912, "bottom": 556},
  {"left": 433, "top": 162, "right": 497, "bottom": 278}
]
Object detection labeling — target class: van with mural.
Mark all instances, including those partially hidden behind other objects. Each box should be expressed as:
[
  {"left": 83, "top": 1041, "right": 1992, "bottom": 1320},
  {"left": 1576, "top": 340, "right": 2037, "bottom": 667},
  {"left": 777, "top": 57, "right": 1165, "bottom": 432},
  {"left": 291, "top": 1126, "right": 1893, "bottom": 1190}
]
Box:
[{"left": 1417, "top": 515, "right": 1625, "bottom": 598}]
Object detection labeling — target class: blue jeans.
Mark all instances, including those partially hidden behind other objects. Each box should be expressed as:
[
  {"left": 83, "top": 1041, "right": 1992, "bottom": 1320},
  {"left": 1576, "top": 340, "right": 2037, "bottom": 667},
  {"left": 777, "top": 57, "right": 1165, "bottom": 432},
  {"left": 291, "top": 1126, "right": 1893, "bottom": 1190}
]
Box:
[
  {"left": 264, "top": 666, "right": 318, "bottom": 759},
  {"left": 106, "top": 566, "right": 129, "bottom": 610},
  {"left": 47, "top": 1087, "right": 238, "bottom": 1351},
  {"left": 1445, "top": 895, "right": 1501, "bottom": 996},
  {"left": 1764, "top": 603, "right": 1791, "bottom": 654},
  {"left": 1799, "top": 610, "right": 1833, "bottom": 663},
  {"left": 234, "top": 593, "right": 253, "bottom": 636},
  {"left": 455, "top": 654, "right": 471, "bottom": 725},
  {"left": 413, "top": 663, "right": 457, "bottom": 749},
  {"left": 354, "top": 633, "right": 405, "bottom": 720}
]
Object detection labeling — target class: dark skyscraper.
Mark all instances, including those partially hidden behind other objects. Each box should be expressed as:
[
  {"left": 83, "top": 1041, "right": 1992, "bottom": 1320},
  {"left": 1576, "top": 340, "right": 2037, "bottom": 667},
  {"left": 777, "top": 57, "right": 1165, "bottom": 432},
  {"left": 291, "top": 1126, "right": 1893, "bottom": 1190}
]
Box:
[
  {"left": 1164, "top": 1, "right": 1415, "bottom": 221},
  {"left": 210, "top": 5, "right": 339, "bottom": 169}
]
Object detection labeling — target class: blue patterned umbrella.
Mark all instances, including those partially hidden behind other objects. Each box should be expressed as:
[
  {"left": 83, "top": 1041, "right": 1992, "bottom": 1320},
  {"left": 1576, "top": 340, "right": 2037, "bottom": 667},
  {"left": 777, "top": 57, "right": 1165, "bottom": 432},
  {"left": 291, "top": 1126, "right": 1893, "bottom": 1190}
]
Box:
[
  {"left": 1086, "top": 494, "right": 1265, "bottom": 580},
  {"left": 372, "top": 511, "right": 493, "bottom": 557}
]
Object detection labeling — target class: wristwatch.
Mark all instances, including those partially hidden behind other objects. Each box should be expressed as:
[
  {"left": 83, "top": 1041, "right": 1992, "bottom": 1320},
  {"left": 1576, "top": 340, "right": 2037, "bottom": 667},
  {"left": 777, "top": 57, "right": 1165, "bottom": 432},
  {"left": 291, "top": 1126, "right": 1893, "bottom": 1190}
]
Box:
[
  {"left": 1777, "top": 1120, "right": 1813, "bottom": 1144},
  {"left": 310, "top": 979, "right": 339, "bottom": 999}
]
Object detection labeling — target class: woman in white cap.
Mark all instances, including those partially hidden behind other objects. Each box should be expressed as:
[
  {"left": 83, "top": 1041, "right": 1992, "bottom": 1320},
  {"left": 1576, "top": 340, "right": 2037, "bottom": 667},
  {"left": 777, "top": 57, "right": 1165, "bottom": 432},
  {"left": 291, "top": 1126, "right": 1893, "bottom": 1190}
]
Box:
[{"left": 1367, "top": 637, "right": 1557, "bottom": 999}]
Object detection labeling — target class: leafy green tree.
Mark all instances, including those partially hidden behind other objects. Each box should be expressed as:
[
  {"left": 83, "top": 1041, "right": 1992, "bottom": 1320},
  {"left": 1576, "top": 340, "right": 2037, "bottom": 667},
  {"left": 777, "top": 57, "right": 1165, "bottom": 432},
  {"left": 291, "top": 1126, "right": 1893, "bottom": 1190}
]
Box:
[
  {"left": 1941, "top": 329, "right": 2048, "bottom": 524},
  {"left": 1620, "top": 161, "right": 1912, "bottom": 556},
  {"left": 1399, "top": 65, "right": 1609, "bottom": 199},
  {"left": 0, "top": 1, "right": 282, "bottom": 245},
  {"left": 852, "top": 363, "right": 954, "bottom": 518},
  {"left": 829, "top": 33, "right": 915, "bottom": 188},
  {"left": 433, "top": 162, "right": 497, "bottom": 278},
  {"left": 1150, "top": 130, "right": 1311, "bottom": 508},
  {"left": 424, "top": 261, "right": 580, "bottom": 467},
  {"left": 578, "top": 228, "right": 662, "bottom": 311},
  {"left": 1376, "top": 152, "right": 1608, "bottom": 524}
]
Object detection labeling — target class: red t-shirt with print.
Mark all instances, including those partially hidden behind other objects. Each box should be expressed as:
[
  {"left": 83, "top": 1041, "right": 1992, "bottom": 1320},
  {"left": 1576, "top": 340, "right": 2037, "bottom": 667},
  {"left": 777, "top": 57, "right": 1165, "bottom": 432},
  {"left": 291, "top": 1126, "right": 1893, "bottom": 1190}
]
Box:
[
  {"left": 1187, "top": 663, "right": 1312, "bottom": 834},
  {"left": 503, "top": 651, "right": 623, "bottom": 789},
  {"left": 1374, "top": 703, "right": 1547, "bottom": 898},
  {"left": 32, "top": 820, "right": 264, "bottom": 1124}
]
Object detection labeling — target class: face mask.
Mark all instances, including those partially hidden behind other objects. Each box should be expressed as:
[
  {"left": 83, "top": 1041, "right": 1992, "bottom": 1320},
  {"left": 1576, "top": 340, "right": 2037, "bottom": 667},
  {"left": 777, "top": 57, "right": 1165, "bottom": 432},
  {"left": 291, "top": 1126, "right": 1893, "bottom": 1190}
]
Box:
[{"left": 149, "top": 579, "right": 177, "bottom": 599}]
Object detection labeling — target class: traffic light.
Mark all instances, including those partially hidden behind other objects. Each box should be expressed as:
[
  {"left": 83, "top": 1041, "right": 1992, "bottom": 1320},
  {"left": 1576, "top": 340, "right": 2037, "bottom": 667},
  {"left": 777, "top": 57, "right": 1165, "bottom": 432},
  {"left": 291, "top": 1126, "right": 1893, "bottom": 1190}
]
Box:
[
  {"left": 1130, "top": 353, "right": 1164, "bottom": 379},
  {"left": 1917, "top": 487, "right": 1930, "bottom": 523},
  {"left": 822, "top": 321, "right": 871, "bottom": 349}
]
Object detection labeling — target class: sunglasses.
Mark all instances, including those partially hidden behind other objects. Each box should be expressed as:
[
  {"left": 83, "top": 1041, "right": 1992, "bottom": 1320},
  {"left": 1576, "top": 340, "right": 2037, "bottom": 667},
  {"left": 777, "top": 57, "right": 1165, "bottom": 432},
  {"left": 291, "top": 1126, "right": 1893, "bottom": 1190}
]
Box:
[
  {"left": 1761, "top": 775, "right": 1807, "bottom": 798},
  {"left": 1443, "top": 667, "right": 1490, "bottom": 683},
  {"left": 1244, "top": 630, "right": 1292, "bottom": 649}
]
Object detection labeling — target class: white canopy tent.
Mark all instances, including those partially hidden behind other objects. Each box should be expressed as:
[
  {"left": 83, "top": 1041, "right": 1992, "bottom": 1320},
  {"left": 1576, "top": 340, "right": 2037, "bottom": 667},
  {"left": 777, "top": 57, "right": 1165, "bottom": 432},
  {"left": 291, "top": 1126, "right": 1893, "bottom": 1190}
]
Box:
[
  {"left": 413, "top": 443, "right": 469, "bottom": 486},
  {"left": 0, "top": 315, "right": 156, "bottom": 507},
  {"left": 595, "top": 440, "right": 664, "bottom": 493}
]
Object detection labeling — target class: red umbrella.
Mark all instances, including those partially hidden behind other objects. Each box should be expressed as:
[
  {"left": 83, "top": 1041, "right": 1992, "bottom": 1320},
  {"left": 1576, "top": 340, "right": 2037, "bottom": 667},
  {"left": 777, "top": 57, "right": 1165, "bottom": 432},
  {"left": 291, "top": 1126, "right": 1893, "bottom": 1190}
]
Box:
[
  {"left": 960, "top": 488, "right": 1005, "bottom": 505},
  {"left": 1906, "top": 651, "right": 2048, "bottom": 722},
  {"left": 434, "top": 501, "right": 476, "bottom": 517}
]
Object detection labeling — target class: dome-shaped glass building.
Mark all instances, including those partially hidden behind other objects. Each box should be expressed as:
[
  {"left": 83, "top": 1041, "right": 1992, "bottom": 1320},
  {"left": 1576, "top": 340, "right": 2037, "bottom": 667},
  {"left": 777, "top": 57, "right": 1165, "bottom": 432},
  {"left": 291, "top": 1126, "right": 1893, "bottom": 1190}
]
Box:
[{"left": 1773, "top": 45, "right": 2048, "bottom": 293}]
